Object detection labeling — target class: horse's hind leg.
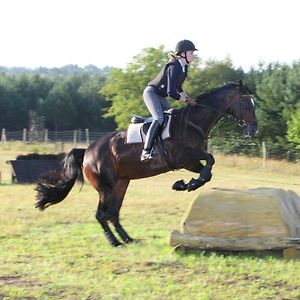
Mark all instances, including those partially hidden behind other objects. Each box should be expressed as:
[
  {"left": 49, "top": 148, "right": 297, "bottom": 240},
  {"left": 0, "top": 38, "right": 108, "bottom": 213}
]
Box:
[
  {"left": 110, "top": 179, "right": 134, "bottom": 243},
  {"left": 95, "top": 179, "right": 133, "bottom": 246},
  {"left": 96, "top": 193, "right": 122, "bottom": 247}
]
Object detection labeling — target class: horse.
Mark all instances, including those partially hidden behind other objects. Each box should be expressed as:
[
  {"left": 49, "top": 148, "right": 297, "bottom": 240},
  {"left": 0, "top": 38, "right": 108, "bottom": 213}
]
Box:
[{"left": 35, "top": 80, "right": 258, "bottom": 247}]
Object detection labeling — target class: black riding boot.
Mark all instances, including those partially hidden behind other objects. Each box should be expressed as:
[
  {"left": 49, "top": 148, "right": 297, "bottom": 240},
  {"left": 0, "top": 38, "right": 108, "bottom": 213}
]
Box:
[{"left": 140, "top": 120, "right": 161, "bottom": 161}]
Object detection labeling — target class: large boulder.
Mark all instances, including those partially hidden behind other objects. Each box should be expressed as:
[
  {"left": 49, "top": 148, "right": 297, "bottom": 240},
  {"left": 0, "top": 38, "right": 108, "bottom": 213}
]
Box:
[{"left": 169, "top": 188, "right": 300, "bottom": 256}]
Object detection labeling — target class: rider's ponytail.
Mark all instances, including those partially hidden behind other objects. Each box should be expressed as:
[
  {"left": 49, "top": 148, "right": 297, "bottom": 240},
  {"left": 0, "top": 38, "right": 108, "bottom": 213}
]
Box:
[{"left": 168, "top": 52, "right": 180, "bottom": 62}]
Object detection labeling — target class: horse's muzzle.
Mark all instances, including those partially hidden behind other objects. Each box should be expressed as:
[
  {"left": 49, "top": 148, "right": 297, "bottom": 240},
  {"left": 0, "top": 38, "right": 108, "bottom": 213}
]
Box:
[{"left": 244, "top": 123, "right": 258, "bottom": 137}]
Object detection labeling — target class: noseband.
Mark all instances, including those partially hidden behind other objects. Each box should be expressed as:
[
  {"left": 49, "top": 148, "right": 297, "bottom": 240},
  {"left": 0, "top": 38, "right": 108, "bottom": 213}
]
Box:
[{"left": 237, "top": 94, "right": 255, "bottom": 128}]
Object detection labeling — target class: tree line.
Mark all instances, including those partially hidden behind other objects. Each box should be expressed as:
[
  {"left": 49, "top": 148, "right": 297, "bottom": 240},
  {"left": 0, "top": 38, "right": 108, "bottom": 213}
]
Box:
[
  {"left": 0, "top": 47, "right": 299, "bottom": 160},
  {"left": 0, "top": 70, "right": 115, "bottom": 132}
]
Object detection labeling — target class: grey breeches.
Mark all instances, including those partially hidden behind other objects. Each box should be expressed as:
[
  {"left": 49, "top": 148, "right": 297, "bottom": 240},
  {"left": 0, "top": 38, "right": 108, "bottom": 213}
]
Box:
[{"left": 143, "top": 86, "right": 172, "bottom": 125}]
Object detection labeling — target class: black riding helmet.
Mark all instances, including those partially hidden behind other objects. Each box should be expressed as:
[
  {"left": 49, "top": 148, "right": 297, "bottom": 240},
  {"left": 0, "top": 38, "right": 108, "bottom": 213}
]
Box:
[{"left": 175, "top": 40, "right": 198, "bottom": 55}]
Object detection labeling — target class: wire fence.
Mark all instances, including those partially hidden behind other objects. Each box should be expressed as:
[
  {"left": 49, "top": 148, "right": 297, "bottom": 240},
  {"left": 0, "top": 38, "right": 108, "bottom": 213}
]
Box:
[
  {"left": 1, "top": 128, "right": 110, "bottom": 145},
  {"left": 1, "top": 128, "right": 298, "bottom": 163}
]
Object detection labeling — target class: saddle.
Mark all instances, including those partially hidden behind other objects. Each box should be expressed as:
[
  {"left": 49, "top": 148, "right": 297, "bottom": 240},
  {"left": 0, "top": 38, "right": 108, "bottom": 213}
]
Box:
[{"left": 125, "top": 110, "right": 173, "bottom": 144}]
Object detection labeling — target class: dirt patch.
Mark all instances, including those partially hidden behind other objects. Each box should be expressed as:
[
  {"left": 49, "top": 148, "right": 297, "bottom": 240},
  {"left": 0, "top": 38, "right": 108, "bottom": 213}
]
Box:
[{"left": 0, "top": 275, "right": 42, "bottom": 288}]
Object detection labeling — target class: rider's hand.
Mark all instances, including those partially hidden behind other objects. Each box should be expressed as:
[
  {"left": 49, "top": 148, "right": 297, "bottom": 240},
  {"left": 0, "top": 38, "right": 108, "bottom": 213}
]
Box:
[
  {"left": 179, "top": 93, "right": 188, "bottom": 104},
  {"left": 186, "top": 97, "right": 198, "bottom": 106}
]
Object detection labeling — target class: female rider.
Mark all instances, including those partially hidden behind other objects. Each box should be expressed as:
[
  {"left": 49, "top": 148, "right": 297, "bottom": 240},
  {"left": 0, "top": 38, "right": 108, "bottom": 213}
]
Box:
[{"left": 140, "top": 39, "right": 198, "bottom": 161}]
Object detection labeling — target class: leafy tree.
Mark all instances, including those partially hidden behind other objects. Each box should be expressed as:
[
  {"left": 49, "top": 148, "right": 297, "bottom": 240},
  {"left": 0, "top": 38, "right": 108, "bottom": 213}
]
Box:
[
  {"left": 0, "top": 74, "right": 11, "bottom": 128},
  {"left": 287, "top": 107, "right": 300, "bottom": 149},
  {"left": 41, "top": 76, "right": 80, "bottom": 130},
  {"left": 40, "top": 74, "right": 114, "bottom": 131},
  {"left": 76, "top": 75, "right": 115, "bottom": 131},
  {"left": 0, "top": 71, "right": 113, "bottom": 131},
  {"left": 0, "top": 76, "right": 28, "bottom": 130},
  {"left": 255, "top": 62, "right": 300, "bottom": 159},
  {"left": 284, "top": 61, "right": 300, "bottom": 155},
  {"left": 185, "top": 56, "right": 244, "bottom": 97},
  {"left": 100, "top": 46, "right": 169, "bottom": 129},
  {"left": 256, "top": 64, "right": 289, "bottom": 138},
  {"left": 186, "top": 57, "right": 251, "bottom": 155}
]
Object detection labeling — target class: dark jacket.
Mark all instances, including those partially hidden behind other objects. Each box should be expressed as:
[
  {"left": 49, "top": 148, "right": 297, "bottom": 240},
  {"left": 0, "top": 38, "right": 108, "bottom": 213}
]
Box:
[{"left": 148, "top": 59, "right": 188, "bottom": 100}]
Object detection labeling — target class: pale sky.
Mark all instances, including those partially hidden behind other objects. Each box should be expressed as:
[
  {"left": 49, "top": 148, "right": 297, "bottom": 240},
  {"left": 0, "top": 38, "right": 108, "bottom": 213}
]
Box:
[{"left": 1, "top": 0, "right": 300, "bottom": 71}]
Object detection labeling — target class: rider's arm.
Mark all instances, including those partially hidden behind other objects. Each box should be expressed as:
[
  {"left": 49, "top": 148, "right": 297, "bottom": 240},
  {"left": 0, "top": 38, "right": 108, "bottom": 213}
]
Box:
[{"left": 167, "top": 64, "right": 185, "bottom": 100}]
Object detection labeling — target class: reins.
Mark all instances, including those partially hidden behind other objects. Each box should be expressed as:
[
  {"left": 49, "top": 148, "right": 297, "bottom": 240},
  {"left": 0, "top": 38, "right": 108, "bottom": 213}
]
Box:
[
  {"left": 194, "top": 88, "right": 252, "bottom": 126},
  {"left": 183, "top": 91, "right": 249, "bottom": 140},
  {"left": 194, "top": 103, "right": 234, "bottom": 121}
]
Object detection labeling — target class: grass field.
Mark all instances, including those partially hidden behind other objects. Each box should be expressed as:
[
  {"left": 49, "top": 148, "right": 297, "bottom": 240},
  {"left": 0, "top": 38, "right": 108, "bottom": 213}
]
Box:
[{"left": 1, "top": 143, "right": 300, "bottom": 299}]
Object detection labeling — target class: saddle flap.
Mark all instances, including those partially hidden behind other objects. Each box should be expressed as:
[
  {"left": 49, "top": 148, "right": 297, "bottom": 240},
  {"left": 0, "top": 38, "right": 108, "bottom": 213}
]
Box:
[
  {"left": 131, "top": 114, "right": 153, "bottom": 124},
  {"left": 126, "top": 111, "right": 173, "bottom": 144}
]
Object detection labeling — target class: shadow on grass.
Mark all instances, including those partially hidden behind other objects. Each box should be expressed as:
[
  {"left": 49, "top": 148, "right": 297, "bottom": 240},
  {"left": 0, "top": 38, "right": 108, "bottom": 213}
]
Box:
[{"left": 174, "top": 246, "right": 284, "bottom": 260}]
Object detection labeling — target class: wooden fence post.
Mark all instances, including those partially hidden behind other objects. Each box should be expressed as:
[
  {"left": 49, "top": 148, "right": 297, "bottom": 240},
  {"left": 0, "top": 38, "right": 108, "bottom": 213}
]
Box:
[
  {"left": 262, "top": 141, "right": 267, "bottom": 168},
  {"left": 85, "top": 128, "right": 90, "bottom": 145},
  {"left": 1, "top": 128, "right": 6, "bottom": 143},
  {"left": 22, "top": 128, "right": 27, "bottom": 144},
  {"left": 44, "top": 129, "right": 48, "bottom": 143},
  {"left": 73, "top": 130, "right": 77, "bottom": 147}
]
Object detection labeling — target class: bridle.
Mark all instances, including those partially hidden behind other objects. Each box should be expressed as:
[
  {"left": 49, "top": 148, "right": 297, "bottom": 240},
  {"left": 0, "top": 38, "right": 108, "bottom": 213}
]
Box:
[
  {"left": 184, "top": 88, "right": 255, "bottom": 140},
  {"left": 194, "top": 90, "right": 254, "bottom": 128},
  {"left": 236, "top": 94, "right": 255, "bottom": 127}
]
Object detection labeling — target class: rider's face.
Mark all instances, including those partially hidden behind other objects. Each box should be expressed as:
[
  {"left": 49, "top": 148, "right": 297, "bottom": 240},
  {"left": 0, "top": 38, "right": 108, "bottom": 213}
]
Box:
[{"left": 185, "top": 50, "right": 195, "bottom": 63}]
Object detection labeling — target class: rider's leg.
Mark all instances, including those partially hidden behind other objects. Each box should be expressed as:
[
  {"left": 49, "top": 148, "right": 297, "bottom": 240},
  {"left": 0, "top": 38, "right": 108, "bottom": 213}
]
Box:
[
  {"left": 141, "top": 86, "right": 166, "bottom": 161},
  {"left": 140, "top": 120, "right": 161, "bottom": 161}
]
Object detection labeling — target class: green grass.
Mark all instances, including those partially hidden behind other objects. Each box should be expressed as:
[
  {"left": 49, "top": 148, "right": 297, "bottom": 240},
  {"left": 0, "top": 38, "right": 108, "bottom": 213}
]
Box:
[{"left": 1, "top": 143, "right": 300, "bottom": 299}]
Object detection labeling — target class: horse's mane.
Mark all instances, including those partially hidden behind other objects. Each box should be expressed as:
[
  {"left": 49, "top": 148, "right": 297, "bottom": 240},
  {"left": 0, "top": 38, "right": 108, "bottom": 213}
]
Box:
[{"left": 196, "top": 83, "right": 238, "bottom": 103}]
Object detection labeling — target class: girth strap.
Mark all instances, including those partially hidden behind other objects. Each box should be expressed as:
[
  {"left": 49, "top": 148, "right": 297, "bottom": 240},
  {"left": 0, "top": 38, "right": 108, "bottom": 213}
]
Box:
[{"left": 157, "top": 136, "right": 176, "bottom": 171}]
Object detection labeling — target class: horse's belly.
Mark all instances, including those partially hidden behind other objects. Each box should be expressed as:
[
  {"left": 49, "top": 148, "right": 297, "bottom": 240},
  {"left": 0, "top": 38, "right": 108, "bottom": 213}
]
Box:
[{"left": 117, "top": 158, "right": 170, "bottom": 180}]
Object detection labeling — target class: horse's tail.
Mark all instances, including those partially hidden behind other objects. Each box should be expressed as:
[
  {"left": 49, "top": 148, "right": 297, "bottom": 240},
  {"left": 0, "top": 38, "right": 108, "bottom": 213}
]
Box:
[{"left": 35, "top": 148, "right": 86, "bottom": 211}]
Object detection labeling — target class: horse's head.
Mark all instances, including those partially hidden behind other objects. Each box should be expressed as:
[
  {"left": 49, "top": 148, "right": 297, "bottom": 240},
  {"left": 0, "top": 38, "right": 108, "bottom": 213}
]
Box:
[{"left": 228, "top": 80, "right": 258, "bottom": 137}]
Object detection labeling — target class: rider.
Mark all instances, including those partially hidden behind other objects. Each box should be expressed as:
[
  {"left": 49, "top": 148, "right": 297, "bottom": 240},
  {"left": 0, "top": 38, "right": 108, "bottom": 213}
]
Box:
[{"left": 140, "top": 39, "right": 198, "bottom": 161}]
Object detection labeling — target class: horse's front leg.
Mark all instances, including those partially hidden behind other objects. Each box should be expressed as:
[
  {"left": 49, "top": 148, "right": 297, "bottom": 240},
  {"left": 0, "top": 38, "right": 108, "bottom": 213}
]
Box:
[
  {"left": 172, "top": 152, "right": 215, "bottom": 192},
  {"left": 187, "top": 152, "right": 214, "bottom": 191},
  {"left": 172, "top": 160, "right": 204, "bottom": 191}
]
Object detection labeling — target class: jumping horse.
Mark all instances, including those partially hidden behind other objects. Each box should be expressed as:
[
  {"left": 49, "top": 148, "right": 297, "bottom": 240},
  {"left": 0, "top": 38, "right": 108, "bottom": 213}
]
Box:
[{"left": 35, "top": 80, "right": 258, "bottom": 247}]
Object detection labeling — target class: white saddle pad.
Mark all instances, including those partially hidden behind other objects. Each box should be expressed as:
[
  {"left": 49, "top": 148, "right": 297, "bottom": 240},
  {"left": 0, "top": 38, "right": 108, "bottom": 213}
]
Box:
[{"left": 126, "top": 113, "right": 172, "bottom": 144}]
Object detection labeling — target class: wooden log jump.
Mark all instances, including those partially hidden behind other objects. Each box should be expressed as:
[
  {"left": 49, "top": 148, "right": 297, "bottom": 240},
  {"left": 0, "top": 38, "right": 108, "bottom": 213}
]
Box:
[{"left": 168, "top": 188, "right": 300, "bottom": 258}]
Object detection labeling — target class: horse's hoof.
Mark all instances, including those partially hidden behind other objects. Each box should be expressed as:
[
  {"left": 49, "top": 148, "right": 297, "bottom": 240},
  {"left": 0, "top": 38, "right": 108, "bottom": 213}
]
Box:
[
  {"left": 124, "top": 237, "right": 137, "bottom": 244},
  {"left": 187, "top": 178, "right": 204, "bottom": 192},
  {"left": 127, "top": 238, "right": 142, "bottom": 244},
  {"left": 172, "top": 180, "right": 187, "bottom": 191},
  {"left": 115, "top": 242, "right": 125, "bottom": 247}
]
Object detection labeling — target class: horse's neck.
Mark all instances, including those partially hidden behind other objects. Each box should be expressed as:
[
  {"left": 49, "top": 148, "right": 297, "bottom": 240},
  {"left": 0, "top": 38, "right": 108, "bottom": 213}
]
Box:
[
  {"left": 174, "top": 88, "right": 236, "bottom": 138},
  {"left": 188, "top": 102, "right": 223, "bottom": 135}
]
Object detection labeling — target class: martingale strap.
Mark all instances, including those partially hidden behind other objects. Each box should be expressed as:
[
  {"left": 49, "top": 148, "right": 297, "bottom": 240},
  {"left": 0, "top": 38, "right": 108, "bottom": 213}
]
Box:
[
  {"left": 186, "top": 120, "right": 206, "bottom": 140},
  {"left": 183, "top": 106, "right": 207, "bottom": 141}
]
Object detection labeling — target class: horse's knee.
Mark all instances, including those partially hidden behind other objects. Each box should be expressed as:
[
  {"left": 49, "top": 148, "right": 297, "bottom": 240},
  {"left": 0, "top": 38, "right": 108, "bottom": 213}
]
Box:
[
  {"left": 200, "top": 165, "right": 212, "bottom": 182},
  {"left": 96, "top": 210, "right": 108, "bottom": 223},
  {"left": 206, "top": 153, "right": 215, "bottom": 166},
  {"left": 96, "top": 208, "right": 116, "bottom": 223},
  {"left": 96, "top": 212, "right": 103, "bottom": 224}
]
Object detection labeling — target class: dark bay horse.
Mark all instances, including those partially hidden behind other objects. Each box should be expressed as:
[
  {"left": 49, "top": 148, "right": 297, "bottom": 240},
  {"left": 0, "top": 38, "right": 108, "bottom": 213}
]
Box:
[{"left": 35, "top": 81, "right": 258, "bottom": 246}]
